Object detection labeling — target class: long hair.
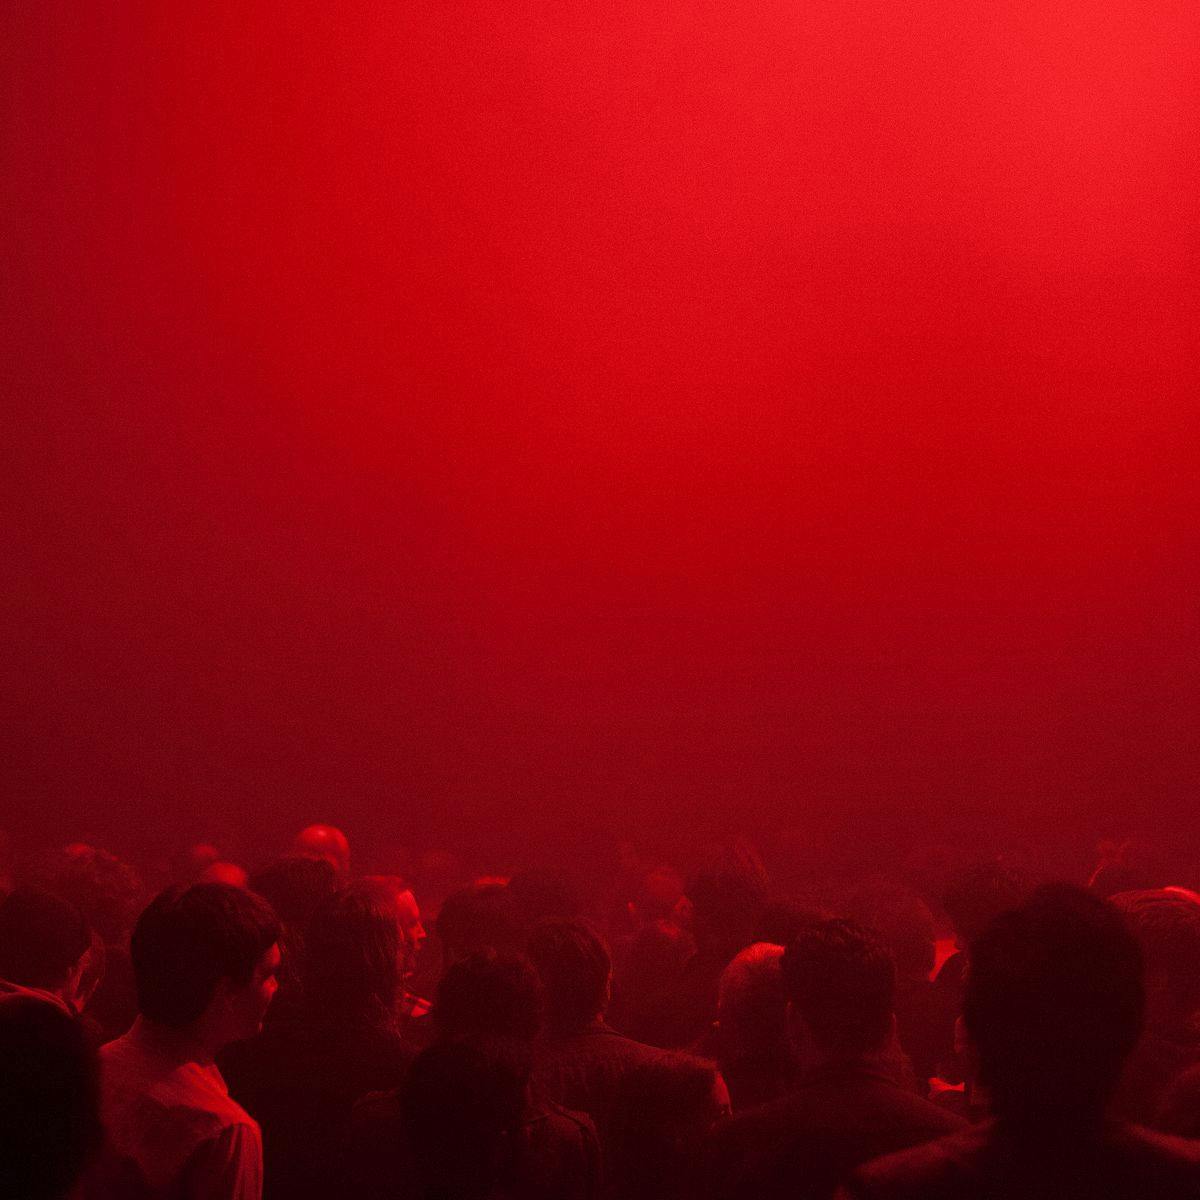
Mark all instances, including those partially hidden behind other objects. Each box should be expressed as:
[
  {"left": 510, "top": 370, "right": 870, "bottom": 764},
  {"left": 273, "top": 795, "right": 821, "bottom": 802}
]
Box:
[{"left": 304, "top": 881, "right": 402, "bottom": 1022}]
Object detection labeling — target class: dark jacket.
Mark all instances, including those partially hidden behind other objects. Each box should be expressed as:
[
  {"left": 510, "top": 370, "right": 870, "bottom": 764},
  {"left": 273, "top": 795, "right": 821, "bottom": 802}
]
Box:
[
  {"left": 705, "top": 1056, "right": 966, "bottom": 1200},
  {"left": 344, "top": 1087, "right": 601, "bottom": 1200},
  {"left": 839, "top": 1118, "right": 1200, "bottom": 1200}
]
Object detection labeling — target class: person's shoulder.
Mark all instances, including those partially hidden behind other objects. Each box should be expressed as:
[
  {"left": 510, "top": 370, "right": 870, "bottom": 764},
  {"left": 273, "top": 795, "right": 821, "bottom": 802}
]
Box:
[
  {"left": 840, "top": 1122, "right": 989, "bottom": 1200},
  {"left": 534, "top": 1098, "right": 599, "bottom": 1141},
  {"left": 1112, "top": 1122, "right": 1200, "bottom": 1177}
]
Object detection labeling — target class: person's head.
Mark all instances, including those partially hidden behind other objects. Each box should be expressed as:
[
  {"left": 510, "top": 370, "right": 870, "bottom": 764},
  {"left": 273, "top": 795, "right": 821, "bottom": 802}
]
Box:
[
  {"left": 634, "top": 866, "right": 687, "bottom": 925},
  {"left": 965, "top": 884, "right": 1143, "bottom": 1126},
  {"left": 1110, "top": 889, "right": 1200, "bottom": 1032},
  {"left": 781, "top": 919, "right": 895, "bottom": 1066},
  {"left": 0, "top": 995, "right": 100, "bottom": 1200},
  {"left": 250, "top": 856, "right": 338, "bottom": 927},
  {"left": 433, "top": 949, "right": 542, "bottom": 1041},
  {"left": 304, "top": 880, "right": 404, "bottom": 1020},
  {"left": 942, "top": 859, "right": 1029, "bottom": 950},
  {"left": 526, "top": 919, "right": 610, "bottom": 1032},
  {"left": 687, "top": 871, "right": 766, "bottom": 959},
  {"left": 197, "top": 861, "right": 249, "bottom": 888},
  {"left": 844, "top": 882, "right": 936, "bottom": 982},
  {"left": 436, "top": 882, "right": 519, "bottom": 965},
  {"left": 131, "top": 884, "right": 281, "bottom": 1046},
  {"left": 507, "top": 868, "right": 581, "bottom": 936},
  {"left": 0, "top": 888, "right": 94, "bottom": 1011},
  {"left": 292, "top": 824, "right": 351, "bottom": 877},
  {"left": 41, "top": 846, "right": 143, "bottom": 946},
  {"left": 363, "top": 874, "right": 427, "bottom": 962},
  {"left": 402, "top": 1037, "right": 531, "bottom": 1200},
  {"left": 716, "top": 942, "right": 788, "bottom": 1064}
]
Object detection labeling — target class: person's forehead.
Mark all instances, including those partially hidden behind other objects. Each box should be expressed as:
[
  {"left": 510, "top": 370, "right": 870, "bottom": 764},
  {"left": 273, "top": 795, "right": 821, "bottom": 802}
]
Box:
[{"left": 395, "top": 889, "right": 421, "bottom": 924}]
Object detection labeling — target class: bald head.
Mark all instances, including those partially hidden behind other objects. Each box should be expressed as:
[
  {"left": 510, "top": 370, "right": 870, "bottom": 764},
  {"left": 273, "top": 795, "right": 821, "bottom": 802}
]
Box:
[{"left": 292, "top": 825, "right": 350, "bottom": 877}]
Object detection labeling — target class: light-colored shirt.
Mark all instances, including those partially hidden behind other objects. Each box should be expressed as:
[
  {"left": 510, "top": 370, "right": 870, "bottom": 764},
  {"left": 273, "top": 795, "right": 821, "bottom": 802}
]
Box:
[{"left": 90, "top": 1018, "right": 262, "bottom": 1200}]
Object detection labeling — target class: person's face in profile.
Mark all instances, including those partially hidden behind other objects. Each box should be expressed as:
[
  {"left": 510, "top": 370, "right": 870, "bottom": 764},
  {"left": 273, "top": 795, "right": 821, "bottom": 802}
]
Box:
[{"left": 227, "top": 943, "right": 282, "bottom": 1040}]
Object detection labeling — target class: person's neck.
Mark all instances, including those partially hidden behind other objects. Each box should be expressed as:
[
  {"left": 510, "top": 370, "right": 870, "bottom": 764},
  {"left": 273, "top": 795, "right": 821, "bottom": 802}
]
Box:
[{"left": 133, "top": 1015, "right": 222, "bottom": 1066}]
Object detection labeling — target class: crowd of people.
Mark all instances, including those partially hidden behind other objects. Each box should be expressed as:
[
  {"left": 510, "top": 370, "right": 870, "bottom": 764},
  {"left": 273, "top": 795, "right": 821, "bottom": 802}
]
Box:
[{"left": 2, "top": 823, "right": 1200, "bottom": 1198}]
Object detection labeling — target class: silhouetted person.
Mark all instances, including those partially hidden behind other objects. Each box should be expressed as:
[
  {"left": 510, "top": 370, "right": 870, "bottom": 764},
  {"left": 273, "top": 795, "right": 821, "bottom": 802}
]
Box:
[
  {"left": 42, "top": 845, "right": 144, "bottom": 1041},
  {"left": 221, "top": 880, "right": 416, "bottom": 1200},
  {"left": 436, "top": 881, "right": 521, "bottom": 967},
  {"left": 667, "top": 871, "right": 766, "bottom": 1048},
  {"left": 1108, "top": 887, "right": 1200, "bottom": 1125},
  {"left": 291, "top": 823, "right": 351, "bottom": 878},
  {"left": 609, "top": 910, "right": 696, "bottom": 1047},
  {"left": 0, "top": 993, "right": 101, "bottom": 1199},
  {"left": 88, "top": 883, "right": 281, "bottom": 1200},
  {"left": 929, "top": 860, "right": 1029, "bottom": 1081},
  {"left": 528, "top": 919, "right": 677, "bottom": 1165},
  {"left": 0, "top": 886, "right": 99, "bottom": 1016},
  {"left": 200, "top": 862, "right": 250, "bottom": 888},
  {"left": 714, "top": 942, "right": 802, "bottom": 1111},
  {"left": 840, "top": 885, "right": 1200, "bottom": 1200},
  {"left": 845, "top": 882, "right": 941, "bottom": 1089},
  {"left": 705, "top": 919, "right": 963, "bottom": 1200},
  {"left": 346, "top": 949, "right": 600, "bottom": 1200}
]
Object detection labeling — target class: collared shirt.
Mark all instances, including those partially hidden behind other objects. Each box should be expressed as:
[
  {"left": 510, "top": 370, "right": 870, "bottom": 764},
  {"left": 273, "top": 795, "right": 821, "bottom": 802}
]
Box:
[{"left": 90, "top": 1017, "right": 262, "bottom": 1200}]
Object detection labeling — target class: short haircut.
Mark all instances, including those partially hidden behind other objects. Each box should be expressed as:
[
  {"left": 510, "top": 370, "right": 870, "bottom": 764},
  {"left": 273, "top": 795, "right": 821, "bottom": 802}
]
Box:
[
  {"left": 131, "top": 884, "right": 281, "bottom": 1028},
  {"left": 1111, "top": 888, "right": 1200, "bottom": 1018},
  {"left": 304, "top": 881, "right": 402, "bottom": 1017},
  {"left": 526, "top": 919, "right": 610, "bottom": 1031},
  {"left": 249, "top": 856, "right": 338, "bottom": 927},
  {"left": 0, "top": 995, "right": 100, "bottom": 1200},
  {"left": 781, "top": 919, "right": 895, "bottom": 1056},
  {"left": 844, "top": 882, "right": 937, "bottom": 981},
  {"left": 436, "top": 883, "right": 519, "bottom": 959},
  {"left": 0, "top": 888, "right": 91, "bottom": 990},
  {"left": 966, "top": 884, "right": 1143, "bottom": 1117},
  {"left": 434, "top": 949, "right": 542, "bottom": 1041},
  {"left": 942, "top": 859, "right": 1028, "bottom": 945}
]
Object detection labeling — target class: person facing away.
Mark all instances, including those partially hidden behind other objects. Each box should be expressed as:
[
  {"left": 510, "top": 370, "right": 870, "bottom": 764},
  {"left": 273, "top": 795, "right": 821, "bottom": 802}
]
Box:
[
  {"left": 1107, "top": 887, "right": 1200, "bottom": 1126},
  {"left": 839, "top": 884, "right": 1200, "bottom": 1200},
  {"left": 0, "top": 992, "right": 102, "bottom": 1200},
  {"left": 713, "top": 942, "right": 803, "bottom": 1111},
  {"left": 220, "top": 880, "right": 416, "bottom": 1200},
  {"left": 528, "top": 918, "right": 695, "bottom": 1157},
  {"left": 0, "top": 886, "right": 100, "bottom": 1017},
  {"left": 704, "top": 919, "right": 964, "bottom": 1200},
  {"left": 86, "top": 883, "right": 281, "bottom": 1200},
  {"left": 345, "top": 948, "right": 600, "bottom": 1200}
]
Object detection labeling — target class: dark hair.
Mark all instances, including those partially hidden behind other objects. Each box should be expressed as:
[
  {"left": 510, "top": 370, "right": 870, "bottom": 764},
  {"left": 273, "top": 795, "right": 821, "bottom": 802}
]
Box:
[
  {"left": 402, "top": 1037, "right": 530, "bottom": 1199},
  {"left": 131, "top": 884, "right": 281, "bottom": 1028},
  {"left": 965, "top": 884, "right": 1143, "bottom": 1120},
  {"left": 526, "top": 919, "right": 610, "bottom": 1031},
  {"left": 0, "top": 995, "right": 100, "bottom": 1200},
  {"left": 687, "top": 871, "right": 765, "bottom": 950},
  {"left": 0, "top": 889, "right": 92, "bottom": 991},
  {"left": 304, "top": 881, "right": 402, "bottom": 1019},
  {"left": 507, "top": 869, "right": 581, "bottom": 932},
  {"left": 41, "top": 846, "right": 143, "bottom": 945},
  {"left": 844, "top": 882, "right": 936, "bottom": 981},
  {"left": 436, "top": 883, "right": 519, "bottom": 959},
  {"left": 781, "top": 919, "right": 895, "bottom": 1056},
  {"left": 249, "top": 856, "right": 338, "bottom": 927},
  {"left": 942, "top": 859, "right": 1028, "bottom": 945},
  {"left": 434, "top": 949, "right": 542, "bottom": 1041},
  {"left": 1111, "top": 888, "right": 1200, "bottom": 1020}
]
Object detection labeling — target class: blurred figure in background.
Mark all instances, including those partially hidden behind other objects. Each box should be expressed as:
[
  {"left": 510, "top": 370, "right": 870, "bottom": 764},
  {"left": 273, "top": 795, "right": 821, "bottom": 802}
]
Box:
[
  {"left": 292, "top": 824, "right": 351, "bottom": 880},
  {"left": 347, "top": 949, "right": 600, "bottom": 1200},
  {"left": 222, "top": 880, "right": 416, "bottom": 1200},
  {"left": 1109, "top": 887, "right": 1200, "bottom": 1125},
  {"left": 705, "top": 920, "right": 963, "bottom": 1200},
  {"left": 0, "top": 887, "right": 99, "bottom": 1020},
  {"left": 714, "top": 942, "right": 801, "bottom": 1111}
]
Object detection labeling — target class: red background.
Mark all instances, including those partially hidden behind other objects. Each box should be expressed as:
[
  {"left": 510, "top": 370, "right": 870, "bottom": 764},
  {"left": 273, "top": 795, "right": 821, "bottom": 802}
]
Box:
[{"left": 4, "top": 2, "right": 1198, "bottom": 870}]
